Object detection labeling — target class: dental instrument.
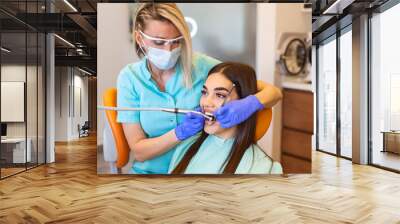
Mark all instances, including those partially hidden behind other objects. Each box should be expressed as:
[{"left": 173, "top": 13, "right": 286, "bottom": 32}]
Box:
[{"left": 98, "top": 106, "right": 216, "bottom": 121}]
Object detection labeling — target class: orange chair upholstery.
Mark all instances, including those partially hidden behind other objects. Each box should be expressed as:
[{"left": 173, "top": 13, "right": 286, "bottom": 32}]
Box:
[
  {"left": 103, "top": 87, "right": 272, "bottom": 168},
  {"left": 103, "top": 88, "right": 130, "bottom": 168},
  {"left": 254, "top": 107, "right": 273, "bottom": 141}
]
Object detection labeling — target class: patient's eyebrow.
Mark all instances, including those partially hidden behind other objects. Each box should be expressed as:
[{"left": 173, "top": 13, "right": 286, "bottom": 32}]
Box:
[
  {"left": 203, "top": 85, "right": 229, "bottom": 92},
  {"left": 214, "top": 87, "right": 229, "bottom": 92}
]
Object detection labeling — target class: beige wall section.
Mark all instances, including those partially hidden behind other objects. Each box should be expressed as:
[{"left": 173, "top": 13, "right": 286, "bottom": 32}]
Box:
[
  {"left": 255, "top": 4, "right": 279, "bottom": 161},
  {"left": 97, "top": 3, "right": 138, "bottom": 146},
  {"left": 275, "top": 4, "right": 311, "bottom": 36},
  {"left": 256, "top": 3, "right": 311, "bottom": 161}
]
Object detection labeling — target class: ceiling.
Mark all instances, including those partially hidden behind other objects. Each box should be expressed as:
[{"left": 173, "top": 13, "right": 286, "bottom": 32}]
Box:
[
  {"left": 0, "top": 0, "right": 99, "bottom": 74},
  {"left": 4, "top": 0, "right": 394, "bottom": 74},
  {"left": 310, "top": 0, "right": 392, "bottom": 44}
]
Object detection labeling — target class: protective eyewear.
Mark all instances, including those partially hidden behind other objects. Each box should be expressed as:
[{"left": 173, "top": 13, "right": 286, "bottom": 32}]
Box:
[{"left": 139, "top": 30, "right": 183, "bottom": 46}]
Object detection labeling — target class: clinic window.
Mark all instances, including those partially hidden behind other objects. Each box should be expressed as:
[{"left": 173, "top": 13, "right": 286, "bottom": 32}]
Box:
[
  {"left": 370, "top": 2, "right": 400, "bottom": 172},
  {"left": 316, "top": 25, "right": 353, "bottom": 159},
  {"left": 317, "top": 36, "right": 337, "bottom": 155},
  {"left": 339, "top": 27, "right": 352, "bottom": 159}
]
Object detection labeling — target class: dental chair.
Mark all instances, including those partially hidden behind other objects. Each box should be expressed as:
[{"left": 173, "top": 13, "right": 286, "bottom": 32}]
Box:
[{"left": 103, "top": 88, "right": 272, "bottom": 169}]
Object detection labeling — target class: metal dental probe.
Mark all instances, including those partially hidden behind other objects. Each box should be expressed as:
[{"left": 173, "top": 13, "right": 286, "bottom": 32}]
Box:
[{"left": 98, "top": 106, "right": 216, "bottom": 121}]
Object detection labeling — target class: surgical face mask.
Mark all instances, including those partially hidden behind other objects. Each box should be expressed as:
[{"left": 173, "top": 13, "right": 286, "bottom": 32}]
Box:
[{"left": 139, "top": 41, "right": 181, "bottom": 70}]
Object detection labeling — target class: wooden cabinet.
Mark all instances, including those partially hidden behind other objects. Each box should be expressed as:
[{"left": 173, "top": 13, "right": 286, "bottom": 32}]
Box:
[
  {"left": 382, "top": 131, "right": 400, "bottom": 154},
  {"left": 281, "top": 88, "right": 313, "bottom": 173}
]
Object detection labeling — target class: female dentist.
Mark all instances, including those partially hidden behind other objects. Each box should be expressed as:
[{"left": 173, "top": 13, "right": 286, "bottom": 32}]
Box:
[{"left": 117, "top": 3, "right": 282, "bottom": 174}]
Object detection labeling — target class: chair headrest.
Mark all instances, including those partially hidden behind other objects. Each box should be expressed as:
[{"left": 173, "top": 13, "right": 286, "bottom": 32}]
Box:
[{"left": 254, "top": 108, "right": 273, "bottom": 141}]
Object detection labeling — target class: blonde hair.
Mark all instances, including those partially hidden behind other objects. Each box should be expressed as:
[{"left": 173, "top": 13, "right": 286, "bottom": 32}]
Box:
[{"left": 133, "top": 3, "right": 193, "bottom": 88}]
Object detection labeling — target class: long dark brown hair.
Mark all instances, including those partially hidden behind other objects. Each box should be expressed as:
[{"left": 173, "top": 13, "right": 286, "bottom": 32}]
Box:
[{"left": 172, "top": 62, "right": 258, "bottom": 174}]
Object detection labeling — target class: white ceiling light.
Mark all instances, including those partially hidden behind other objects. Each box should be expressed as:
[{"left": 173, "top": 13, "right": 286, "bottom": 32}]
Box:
[
  {"left": 1, "top": 47, "right": 11, "bottom": 53},
  {"left": 323, "top": 0, "right": 355, "bottom": 15},
  {"left": 78, "top": 67, "right": 93, "bottom": 76},
  {"left": 63, "top": 0, "right": 78, "bottom": 12},
  {"left": 54, "top": 34, "right": 75, "bottom": 48}
]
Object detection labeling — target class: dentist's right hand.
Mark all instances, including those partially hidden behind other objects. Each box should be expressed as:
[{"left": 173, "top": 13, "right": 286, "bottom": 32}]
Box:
[{"left": 174, "top": 111, "right": 205, "bottom": 141}]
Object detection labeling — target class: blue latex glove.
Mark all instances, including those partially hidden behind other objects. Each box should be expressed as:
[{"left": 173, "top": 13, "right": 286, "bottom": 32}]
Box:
[
  {"left": 175, "top": 108, "right": 205, "bottom": 141},
  {"left": 214, "top": 95, "right": 264, "bottom": 128}
]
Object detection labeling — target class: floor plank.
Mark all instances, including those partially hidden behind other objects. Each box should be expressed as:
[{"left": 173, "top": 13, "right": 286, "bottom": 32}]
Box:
[{"left": 1, "top": 135, "right": 400, "bottom": 223}]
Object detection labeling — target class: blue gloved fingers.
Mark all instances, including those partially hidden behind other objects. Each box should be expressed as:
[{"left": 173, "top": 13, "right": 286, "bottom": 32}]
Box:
[
  {"left": 189, "top": 112, "right": 205, "bottom": 130},
  {"left": 219, "top": 115, "right": 238, "bottom": 128},
  {"left": 215, "top": 116, "right": 232, "bottom": 128},
  {"left": 214, "top": 106, "right": 227, "bottom": 117},
  {"left": 214, "top": 104, "right": 237, "bottom": 128},
  {"left": 187, "top": 112, "right": 205, "bottom": 122},
  {"left": 175, "top": 111, "right": 205, "bottom": 141},
  {"left": 191, "top": 122, "right": 204, "bottom": 130},
  {"left": 213, "top": 95, "right": 264, "bottom": 129},
  {"left": 214, "top": 106, "right": 229, "bottom": 122},
  {"left": 193, "top": 106, "right": 202, "bottom": 112}
]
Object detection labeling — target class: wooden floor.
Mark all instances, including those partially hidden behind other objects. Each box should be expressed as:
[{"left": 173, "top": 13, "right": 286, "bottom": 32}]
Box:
[
  {"left": 1, "top": 135, "right": 400, "bottom": 223},
  {"left": 1, "top": 163, "right": 46, "bottom": 178},
  {"left": 1, "top": 167, "right": 26, "bottom": 178},
  {"left": 373, "top": 150, "right": 400, "bottom": 171}
]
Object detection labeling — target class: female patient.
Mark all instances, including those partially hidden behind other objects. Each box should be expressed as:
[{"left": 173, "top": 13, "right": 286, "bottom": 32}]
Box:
[{"left": 169, "top": 62, "right": 283, "bottom": 174}]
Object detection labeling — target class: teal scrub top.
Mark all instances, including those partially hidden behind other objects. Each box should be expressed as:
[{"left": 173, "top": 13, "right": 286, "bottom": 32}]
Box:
[
  {"left": 117, "top": 52, "right": 220, "bottom": 174},
  {"left": 168, "top": 134, "right": 283, "bottom": 174}
]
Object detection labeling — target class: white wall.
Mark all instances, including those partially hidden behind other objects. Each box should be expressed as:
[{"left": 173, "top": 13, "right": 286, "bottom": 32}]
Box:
[
  {"left": 177, "top": 3, "right": 256, "bottom": 67},
  {"left": 312, "top": 45, "right": 317, "bottom": 151},
  {"left": 1, "top": 64, "right": 46, "bottom": 164},
  {"left": 97, "top": 3, "right": 138, "bottom": 145},
  {"left": 1, "top": 65, "right": 39, "bottom": 138},
  {"left": 46, "top": 33, "right": 55, "bottom": 163},
  {"left": 55, "top": 67, "right": 69, "bottom": 141},
  {"left": 256, "top": 3, "right": 311, "bottom": 161},
  {"left": 72, "top": 73, "right": 89, "bottom": 138},
  {"left": 54, "top": 67, "right": 89, "bottom": 141}
]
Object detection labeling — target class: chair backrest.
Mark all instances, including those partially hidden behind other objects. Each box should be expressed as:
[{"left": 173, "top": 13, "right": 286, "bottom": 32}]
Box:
[
  {"left": 103, "top": 88, "right": 130, "bottom": 168},
  {"left": 254, "top": 107, "right": 273, "bottom": 141},
  {"left": 103, "top": 87, "right": 272, "bottom": 168},
  {"left": 82, "top": 121, "right": 90, "bottom": 129}
]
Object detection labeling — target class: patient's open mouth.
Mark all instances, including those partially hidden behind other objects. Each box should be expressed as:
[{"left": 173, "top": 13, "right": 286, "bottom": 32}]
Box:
[
  {"left": 204, "top": 112, "right": 215, "bottom": 122},
  {"left": 203, "top": 110, "right": 216, "bottom": 125}
]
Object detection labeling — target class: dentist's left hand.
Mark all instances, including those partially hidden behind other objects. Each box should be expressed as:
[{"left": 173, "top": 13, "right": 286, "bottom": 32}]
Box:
[
  {"left": 214, "top": 95, "right": 264, "bottom": 128},
  {"left": 174, "top": 109, "right": 205, "bottom": 141}
]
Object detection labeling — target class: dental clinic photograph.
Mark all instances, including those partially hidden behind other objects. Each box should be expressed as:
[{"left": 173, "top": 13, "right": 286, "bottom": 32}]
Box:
[
  {"left": 1, "top": 0, "right": 400, "bottom": 223},
  {"left": 97, "top": 3, "right": 312, "bottom": 175}
]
